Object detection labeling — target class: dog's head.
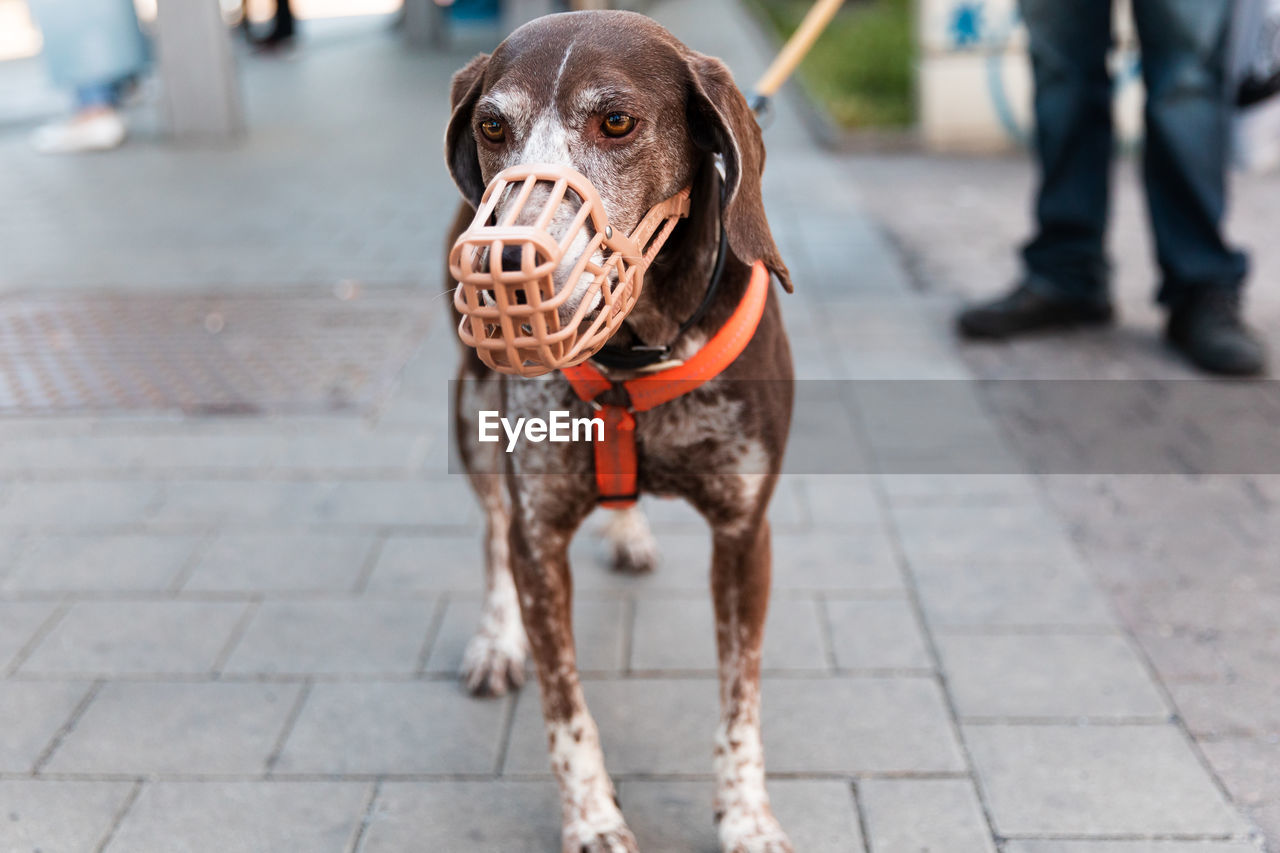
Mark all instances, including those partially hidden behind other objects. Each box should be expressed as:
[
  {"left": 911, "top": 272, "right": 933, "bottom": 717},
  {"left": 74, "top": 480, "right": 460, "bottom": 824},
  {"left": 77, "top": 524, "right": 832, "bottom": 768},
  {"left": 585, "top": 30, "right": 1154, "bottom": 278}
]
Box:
[{"left": 444, "top": 10, "right": 792, "bottom": 296}]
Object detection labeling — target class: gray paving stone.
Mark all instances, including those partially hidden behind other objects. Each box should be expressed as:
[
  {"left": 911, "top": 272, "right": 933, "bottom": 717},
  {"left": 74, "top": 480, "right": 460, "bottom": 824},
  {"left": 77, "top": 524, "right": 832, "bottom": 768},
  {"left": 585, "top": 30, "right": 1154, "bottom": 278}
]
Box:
[
  {"left": 0, "top": 780, "right": 135, "bottom": 853},
  {"left": 880, "top": 474, "right": 1042, "bottom": 505},
  {"left": 937, "top": 634, "right": 1169, "bottom": 719},
  {"left": 426, "top": 597, "right": 622, "bottom": 675},
  {"left": 629, "top": 597, "right": 827, "bottom": 672},
  {"left": 912, "top": 560, "right": 1114, "bottom": 629},
  {"left": 964, "top": 724, "right": 1249, "bottom": 837},
  {"left": 20, "top": 601, "right": 248, "bottom": 675},
  {"left": 504, "top": 678, "right": 720, "bottom": 776},
  {"left": 796, "top": 476, "right": 883, "bottom": 526},
  {"left": 859, "top": 778, "right": 995, "bottom": 853},
  {"left": 1167, "top": 679, "right": 1280, "bottom": 737},
  {"left": 0, "top": 601, "right": 58, "bottom": 671},
  {"left": 825, "top": 599, "right": 932, "bottom": 670},
  {"left": 321, "top": 479, "right": 477, "bottom": 527},
  {"left": 183, "top": 533, "right": 375, "bottom": 593},
  {"left": 361, "top": 781, "right": 563, "bottom": 853},
  {"left": 998, "top": 840, "right": 1259, "bottom": 845},
  {"left": 221, "top": 600, "right": 434, "bottom": 675},
  {"left": 150, "top": 481, "right": 336, "bottom": 525},
  {"left": 619, "top": 779, "right": 865, "bottom": 853},
  {"left": 772, "top": 530, "right": 903, "bottom": 592},
  {"left": 0, "top": 681, "right": 91, "bottom": 772},
  {"left": 892, "top": 505, "right": 1080, "bottom": 567},
  {"left": 46, "top": 681, "right": 302, "bottom": 775},
  {"left": 364, "top": 534, "right": 484, "bottom": 592},
  {"left": 1198, "top": 732, "right": 1280, "bottom": 804},
  {"left": 105, "top": 782, "right": 369, "bottom": 853},
  {"left": 761, "top": 677, "right": 965, "bottom": 774},
  {"left": 264, "top": 432, "right": 433, "bottom": 472},
  {"left": 274, "top": 681, "right": 508, "bottom": 775},
  {"left": 3, "top": 534, "right": 200, "bottom": 592},
  {"left": 0, "top": 482, "right": 159, "bottom": 527},
  {"left": 506, "top": 677, "right": 964, "bottom": 776}
]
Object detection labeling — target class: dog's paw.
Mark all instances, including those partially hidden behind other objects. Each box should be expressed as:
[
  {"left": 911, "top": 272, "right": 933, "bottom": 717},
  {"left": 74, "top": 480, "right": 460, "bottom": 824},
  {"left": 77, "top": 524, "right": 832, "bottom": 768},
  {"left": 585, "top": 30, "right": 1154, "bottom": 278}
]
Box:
[
  {"left": 600, "top": 508, "right": 657, "bottom": 575},
  {"left": 562, "top": 824, "right": 639, "bottom": 853},
  {"left": 460, "top": 628, "right": 527, "bottom": 697},
  {"left": 718, "top": 808, "right": 794, "bottom": 853}
]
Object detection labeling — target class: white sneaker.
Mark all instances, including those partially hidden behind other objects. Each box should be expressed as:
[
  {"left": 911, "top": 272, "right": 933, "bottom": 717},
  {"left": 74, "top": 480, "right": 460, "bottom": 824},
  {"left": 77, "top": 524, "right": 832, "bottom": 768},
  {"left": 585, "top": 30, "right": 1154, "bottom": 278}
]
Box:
[{"left": 31, "top": 111, "right": 127, "bottom": 154}]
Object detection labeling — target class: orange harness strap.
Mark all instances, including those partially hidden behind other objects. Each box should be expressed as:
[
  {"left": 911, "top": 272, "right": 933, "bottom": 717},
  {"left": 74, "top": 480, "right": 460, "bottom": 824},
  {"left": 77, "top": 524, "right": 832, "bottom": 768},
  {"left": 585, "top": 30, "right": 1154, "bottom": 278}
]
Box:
[{"left": 561, "top": 260, "right": 771, "bottom": 509}]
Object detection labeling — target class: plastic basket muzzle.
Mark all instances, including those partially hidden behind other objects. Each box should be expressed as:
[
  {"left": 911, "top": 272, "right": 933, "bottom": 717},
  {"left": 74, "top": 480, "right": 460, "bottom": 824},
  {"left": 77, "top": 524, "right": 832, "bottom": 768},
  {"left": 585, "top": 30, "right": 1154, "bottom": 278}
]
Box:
[{"left": 451, "top": 163, "right": 691, "bottom": 377}]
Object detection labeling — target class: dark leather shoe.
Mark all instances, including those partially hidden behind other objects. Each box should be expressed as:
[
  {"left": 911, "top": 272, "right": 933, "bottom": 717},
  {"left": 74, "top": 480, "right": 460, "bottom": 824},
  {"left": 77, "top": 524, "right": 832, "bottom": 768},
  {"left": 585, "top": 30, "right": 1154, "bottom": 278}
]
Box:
[
  {"left": 1166, "top": 289, "right": 1267, "bottom": 376},
  {"left": 957, "top": 282, "right": 1114, "bottom": 339}
]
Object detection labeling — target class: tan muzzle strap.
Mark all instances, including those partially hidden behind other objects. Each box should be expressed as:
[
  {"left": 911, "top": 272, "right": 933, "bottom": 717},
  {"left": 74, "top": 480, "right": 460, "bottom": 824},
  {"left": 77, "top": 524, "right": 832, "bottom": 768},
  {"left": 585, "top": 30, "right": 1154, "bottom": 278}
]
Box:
[{"left": 450, "top": 163, "right": 691, "bottom": 377}]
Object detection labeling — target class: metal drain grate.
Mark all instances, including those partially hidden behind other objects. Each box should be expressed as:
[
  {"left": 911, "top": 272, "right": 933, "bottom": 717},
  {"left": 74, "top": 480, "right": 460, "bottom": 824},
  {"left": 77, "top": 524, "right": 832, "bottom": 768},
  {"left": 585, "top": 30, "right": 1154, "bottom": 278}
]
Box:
[{"left": 0, "top": 290, "right": 433, "bottom": 415}]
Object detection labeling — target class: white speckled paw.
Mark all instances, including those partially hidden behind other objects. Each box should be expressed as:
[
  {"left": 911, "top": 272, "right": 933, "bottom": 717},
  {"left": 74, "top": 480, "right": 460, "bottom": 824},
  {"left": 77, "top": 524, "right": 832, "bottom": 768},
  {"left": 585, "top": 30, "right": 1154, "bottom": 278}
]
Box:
[
  {"left": 718, "top": 808, "right": 794, "bottom": 853},
  {"left": 460, "top": 627, "right": 527, "bottom": 697},
  {"left": 562, "top": 823, "right": 639, "bottom": 853}
]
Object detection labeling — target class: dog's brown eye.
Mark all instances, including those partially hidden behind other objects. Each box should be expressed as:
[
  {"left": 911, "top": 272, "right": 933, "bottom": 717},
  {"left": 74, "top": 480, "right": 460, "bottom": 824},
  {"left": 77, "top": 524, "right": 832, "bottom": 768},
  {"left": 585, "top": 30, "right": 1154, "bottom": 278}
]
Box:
[
  {"left": 601, "top": 112, "right": 636, "bottom": 138},
  {"left": 479, "top": 118, "right": 505, "bottom": 142}
]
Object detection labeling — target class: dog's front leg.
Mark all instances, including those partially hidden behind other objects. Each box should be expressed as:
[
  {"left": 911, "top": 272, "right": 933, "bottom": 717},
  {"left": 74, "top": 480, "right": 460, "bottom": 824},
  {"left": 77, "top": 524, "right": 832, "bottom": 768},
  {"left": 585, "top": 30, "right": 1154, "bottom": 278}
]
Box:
[
  {"left": 509, "top": 484, "right": 638, "bottom": 853},
  {"left": 710, "top": 517, "right": 794, "bottom": 853}
]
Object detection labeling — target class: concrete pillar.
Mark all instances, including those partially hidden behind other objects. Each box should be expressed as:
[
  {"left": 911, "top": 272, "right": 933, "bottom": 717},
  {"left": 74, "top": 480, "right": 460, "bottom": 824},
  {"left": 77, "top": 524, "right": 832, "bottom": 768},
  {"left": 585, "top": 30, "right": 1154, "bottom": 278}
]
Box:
[
  {"left": 403, "top": 0, "right": 449, "bottom": 48},
  {"left": 154, "top": 0, "right": 244, "bottom": 141}
]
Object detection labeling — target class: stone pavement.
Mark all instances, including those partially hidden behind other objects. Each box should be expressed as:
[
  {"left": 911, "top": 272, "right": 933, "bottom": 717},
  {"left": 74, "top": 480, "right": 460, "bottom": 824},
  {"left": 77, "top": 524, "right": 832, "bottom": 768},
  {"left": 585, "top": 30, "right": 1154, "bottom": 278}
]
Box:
[
  {"left": 0, "top": 3, "right": 1268, "bottom": 853},
  {"left": 847, "top": 155, "right": 1280, "bottom": 851}
]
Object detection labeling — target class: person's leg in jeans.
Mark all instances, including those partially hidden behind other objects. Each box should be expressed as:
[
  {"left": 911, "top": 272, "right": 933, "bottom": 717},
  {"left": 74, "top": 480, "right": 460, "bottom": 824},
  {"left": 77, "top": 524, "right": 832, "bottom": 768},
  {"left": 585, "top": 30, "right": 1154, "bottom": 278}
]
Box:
[
  {"left": 1131, "top": 0, "right": 1263, "bottom": 374},
  {"left": 958, "top": 0, "right": 1117, "bottom": 337}
]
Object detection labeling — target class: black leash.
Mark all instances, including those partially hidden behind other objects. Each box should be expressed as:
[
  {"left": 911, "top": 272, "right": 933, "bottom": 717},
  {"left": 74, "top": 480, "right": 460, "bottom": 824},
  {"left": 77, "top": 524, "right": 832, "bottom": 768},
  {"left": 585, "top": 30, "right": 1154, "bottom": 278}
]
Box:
[{"left": 589, "top": 173, "right": 729, "bottom": 371}]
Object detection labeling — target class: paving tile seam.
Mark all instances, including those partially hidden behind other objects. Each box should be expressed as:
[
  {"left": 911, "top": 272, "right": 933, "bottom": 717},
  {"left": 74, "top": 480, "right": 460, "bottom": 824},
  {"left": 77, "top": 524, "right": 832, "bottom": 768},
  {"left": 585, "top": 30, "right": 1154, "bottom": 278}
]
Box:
[
  {"left": 844, "top": 422, "right": 1012, "bottom": 850},
  {"left": 5, "top": 670, "right": 943, "bottom": 683},
  {"left": 31, "top": 679, "right": 103, "bottom": 774},
  {"left": 209, "top": 600, "right": 262, "bottom": 675},
  {"left": 344, "top": 779, "right": 382, "bottom": 853},
  {"left": 91, "top": 779, "right": 143, "bottom": 853},
  {"left": 264, "top": 680, "right": 314, "bottom": 774},
  {"left": 3, "top": 601, "right": 70, "bottom": 676},
  {"left": 0, "top": 590, "right": 913, "bottom": 603},
  {"left": 349, "top": 536, "right": 386, "bottom": 595},
  {"left": 415, "top": 596, "right": 450, "bottom": 676},
  {"left": 0, "top": 771, "right": 982, "bottom": 784},
  {"left": 960, "top": 716, "right": 1177, "bottom": 726}
]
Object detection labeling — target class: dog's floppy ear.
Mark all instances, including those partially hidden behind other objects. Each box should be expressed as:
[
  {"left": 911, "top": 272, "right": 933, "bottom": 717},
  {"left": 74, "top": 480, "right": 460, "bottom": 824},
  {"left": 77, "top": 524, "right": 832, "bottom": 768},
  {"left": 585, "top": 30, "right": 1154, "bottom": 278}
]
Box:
[
  {"left": 685, "top": 54, "right": 792, "bottom": 292},
  {"left": 445, "top": 53, "right": 490, "bottom": 208}
]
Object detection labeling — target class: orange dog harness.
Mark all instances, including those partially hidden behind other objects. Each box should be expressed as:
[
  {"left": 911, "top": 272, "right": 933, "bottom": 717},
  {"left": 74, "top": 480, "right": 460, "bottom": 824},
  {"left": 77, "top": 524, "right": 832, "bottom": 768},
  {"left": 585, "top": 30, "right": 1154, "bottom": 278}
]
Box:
[{"left": 561, "top": 260, "right": 771, "bottom": 509}]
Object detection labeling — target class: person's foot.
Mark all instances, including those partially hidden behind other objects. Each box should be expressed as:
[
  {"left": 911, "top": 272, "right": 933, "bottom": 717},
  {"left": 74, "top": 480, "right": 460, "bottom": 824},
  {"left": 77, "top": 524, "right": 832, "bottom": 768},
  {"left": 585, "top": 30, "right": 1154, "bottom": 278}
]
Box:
[
  {"left": 31, "top": 109, "right": 126, "bottom": 154},
  {"left": 957, "top": 281, "right": 1114, "bottom": 339},
  {"left": 1166, "top": 289, "right": 1267, "bottom": 376}
]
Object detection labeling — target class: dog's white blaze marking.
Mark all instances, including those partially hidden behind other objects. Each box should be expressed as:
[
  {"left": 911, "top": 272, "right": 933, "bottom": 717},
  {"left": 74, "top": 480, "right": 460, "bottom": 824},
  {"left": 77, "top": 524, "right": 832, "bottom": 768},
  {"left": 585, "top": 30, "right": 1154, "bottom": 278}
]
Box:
[
  {"left": 552, "top": 39, "right": 576, "bottom": 99},
  {"left": 521, "top": 111, "right": 573, "bottom": 166},
  {"left": 548, "top": 713, "right": 625, "bottom": 840}
]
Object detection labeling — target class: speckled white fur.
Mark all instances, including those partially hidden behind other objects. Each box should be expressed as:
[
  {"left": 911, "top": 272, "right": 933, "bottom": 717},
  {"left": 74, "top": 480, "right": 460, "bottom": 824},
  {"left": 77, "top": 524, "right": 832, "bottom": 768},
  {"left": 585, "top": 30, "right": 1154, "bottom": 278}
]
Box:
[{"left": 548, "top": 713, "right": 637, "bottom": 852}]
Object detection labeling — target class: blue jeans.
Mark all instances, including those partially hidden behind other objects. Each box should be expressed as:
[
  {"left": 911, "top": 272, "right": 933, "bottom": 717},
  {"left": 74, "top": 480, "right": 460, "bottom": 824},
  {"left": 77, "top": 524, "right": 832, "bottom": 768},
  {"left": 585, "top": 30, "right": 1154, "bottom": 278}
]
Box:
[
  {"left": 76, "top": 81, "right": 123, "bottom": 110},
  {"left": 1020, "top": 0, "right": 1249, "bottom": 308}
]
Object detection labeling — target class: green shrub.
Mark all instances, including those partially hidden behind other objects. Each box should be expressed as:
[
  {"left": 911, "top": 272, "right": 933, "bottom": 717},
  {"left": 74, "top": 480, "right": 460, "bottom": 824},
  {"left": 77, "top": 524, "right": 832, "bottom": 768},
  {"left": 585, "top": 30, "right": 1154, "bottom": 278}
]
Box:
[{"left": 750, "top": 0, "right": 914, "bottom": 128}]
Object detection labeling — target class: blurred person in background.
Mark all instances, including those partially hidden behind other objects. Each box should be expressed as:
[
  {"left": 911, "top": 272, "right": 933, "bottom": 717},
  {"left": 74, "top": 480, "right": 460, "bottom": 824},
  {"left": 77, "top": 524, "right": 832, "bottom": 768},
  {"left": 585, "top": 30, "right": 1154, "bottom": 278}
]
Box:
[
  {"left": 245, "top": 0, "right": 296, "bottom": 50},
  {"left": 26, "top": 0, "right": 149, "bottom": 154},
  {"left": 958, "top": 0, "right": 1266, "bottom": 376}
]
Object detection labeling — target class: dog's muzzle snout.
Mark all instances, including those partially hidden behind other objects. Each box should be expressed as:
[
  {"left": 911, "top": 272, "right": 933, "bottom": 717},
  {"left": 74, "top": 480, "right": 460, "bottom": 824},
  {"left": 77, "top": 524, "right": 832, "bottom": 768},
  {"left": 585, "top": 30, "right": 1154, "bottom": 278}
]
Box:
[{"left": 451, "top": 163, "right": 690, "bottom": 377}]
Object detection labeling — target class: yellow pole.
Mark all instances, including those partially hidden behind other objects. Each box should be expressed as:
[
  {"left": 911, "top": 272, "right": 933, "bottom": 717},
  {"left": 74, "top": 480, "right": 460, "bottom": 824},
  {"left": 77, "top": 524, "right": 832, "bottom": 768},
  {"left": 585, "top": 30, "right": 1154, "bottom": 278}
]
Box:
[{"left": 752, "top": 0, "right": 845, "bottom": 102}]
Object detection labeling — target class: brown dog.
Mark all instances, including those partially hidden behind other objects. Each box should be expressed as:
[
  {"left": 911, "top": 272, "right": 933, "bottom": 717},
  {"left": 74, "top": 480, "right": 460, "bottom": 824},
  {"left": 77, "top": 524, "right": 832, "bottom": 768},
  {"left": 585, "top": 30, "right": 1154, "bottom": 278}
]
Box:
[{"left": 445, "top": 11, "right": 795, "bottom": 852}]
